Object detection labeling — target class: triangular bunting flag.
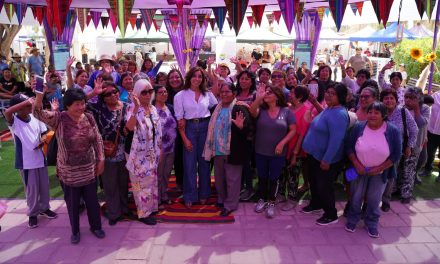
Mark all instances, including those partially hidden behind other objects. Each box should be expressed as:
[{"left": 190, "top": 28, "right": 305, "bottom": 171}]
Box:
[
  {"left": 86, "top": 15, "right": 92, "bottom": 27},
  {"left": 101, "top": 17, "right": 110, "bottom": 28},
  {"left": 15, "top": 3, "right": 27, "bottom": 25},
  {"left": 212, "top": 7, "right": 227, "bottom": 33},
  {"left": 76, "top": 8, "right": 89, "bottom": 32},
  {"left": 350, "top": 3, "right": 357, "bottom": 15},
  {"left": 189, "top": 16, "right": 197, "bottom": 30},
  {"left": 297, "top": 2, "right": 304, "bottom": 22},
  {"left": 5, "top": 3, "right": 15, "bottom": 22},
  {"left": 136, "top": 18, "right": 143, "bottom": 30},
  {"left": 31, "top": 6, "right": 37, "bottom": 19},
  {"left": 356, "top": 2, "right": 363, "bottom": 16},
  {"left": 317, "top": 7, "right": 325, "bottom": 21},
  {"left": 277, "top": 0, "right": 298, "bottom": 34},
  {"left": 107, "top": 8, "right": 118, "bottom": 33},
  {"left": 273, "top": 11, "right": 282, "bottom": 24},
  {"left": 107, "top": 0, "right": 134, "bottom": 37},
  {"left": 224, "top": 0, "right": 249, "bottom": 36},
  {"left": 46, "top": 0, "right": 73, "bottom": 37},
  {"left": 35, "top": 7, "right": 45, "bottom": 26},
  {"left": 425, "top": 0, "right": 436, "bottom": 20},
  {"left": 196, "top": 14, "right": 207, "bottom": 28},
  {"left": 251, "top": 5, "right": 265, "bottom": 27},
  {"left": 247, "top": 15, "right": 254, "bottom": 28},
  {"left": 328, "top": 0, "right": 348, "bottom": 31},
  {"left": 209, "top": 18, "right": 216, "bottom": 31},
  {"left": 370, "top": 0, "right": 394, "bottom": 27},
  {"left": 266, "top": 13, "right": 274, "bottom": 26},
  {"left": 0, "top": 1, "right": 4, "bottom": 14},
  {"left": 415, "top": 0, "right": 424, "bottom": 19},
  {"left": 140, "top": 9, "right": 156, "bottom": 33},
  {"left": 226, "top": 16, "right": 233, "bottom": 30},
  {"left": 154, "top": 17, "right": 163, "bottom": 31},
  {"left": 90, "top": 11, "right": 102, "bottom": 29},
  {"left": 129, "top": 14, "right": 137, "bottom": 30},
  {"left": 324, "top": 8, "right": 330, "bottom": 17},
  {"left": 369, "top": 0, "right": 381, "bottom": 24}
]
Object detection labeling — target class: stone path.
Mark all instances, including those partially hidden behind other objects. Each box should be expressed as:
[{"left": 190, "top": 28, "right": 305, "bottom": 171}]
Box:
[{"left": 1, "top": 199, "right": 440, "bottom": 263}]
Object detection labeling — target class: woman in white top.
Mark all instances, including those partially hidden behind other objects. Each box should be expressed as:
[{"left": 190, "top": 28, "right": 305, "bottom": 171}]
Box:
[{"left": 174, "top": 67, "right": 218, "bottom": 208}]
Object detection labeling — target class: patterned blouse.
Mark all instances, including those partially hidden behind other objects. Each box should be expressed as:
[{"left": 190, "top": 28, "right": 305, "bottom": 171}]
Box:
[{"left": 155, "top": 105, "right": 177, "bottom": 154}]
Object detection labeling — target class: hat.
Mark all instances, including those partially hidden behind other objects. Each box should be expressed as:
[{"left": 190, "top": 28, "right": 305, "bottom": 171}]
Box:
[
  {"left": 30, "top": 48, "right": 39, "bottom": 53},
  {"left": 218, "top": 63, "right": 229, "bottom": 69},
  {"left": 98, "top": 54, "right": 115, "bottom": 66},
  {"left": 11, "top": 53, "right": 22, "bottom": 58},
  {"left": 10, "top": 93, "right": 29, "bottom": 107}
]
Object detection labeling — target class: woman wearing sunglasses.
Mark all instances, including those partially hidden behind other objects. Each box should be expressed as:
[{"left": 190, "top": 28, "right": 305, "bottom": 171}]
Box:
[{"left": 125, "top": 79, "right": 162, "bottom": 225}]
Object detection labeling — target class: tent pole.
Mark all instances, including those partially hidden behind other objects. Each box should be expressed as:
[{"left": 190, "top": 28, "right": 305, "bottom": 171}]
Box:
[{"left": 427, "top": 0, "right": 440, "bottom": 94}]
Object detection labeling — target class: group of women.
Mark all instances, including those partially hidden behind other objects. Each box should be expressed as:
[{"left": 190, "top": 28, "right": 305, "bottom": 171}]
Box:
[{"left": 28, "top": 54, "right": 430, "bottom": 243}]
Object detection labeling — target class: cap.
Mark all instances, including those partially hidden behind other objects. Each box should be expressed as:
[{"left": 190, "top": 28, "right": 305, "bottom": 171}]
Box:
[{"left": 10, "top": 93, "right": 29, "bottom": 107}]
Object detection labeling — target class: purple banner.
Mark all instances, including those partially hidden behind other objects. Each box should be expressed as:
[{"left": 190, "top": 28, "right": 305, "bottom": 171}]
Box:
[
  {"left": 163, "top": 9, "right": 188, "bottom": 75},
  {"left": 294, "top": 11, "right": 322, "bottom": 67}
]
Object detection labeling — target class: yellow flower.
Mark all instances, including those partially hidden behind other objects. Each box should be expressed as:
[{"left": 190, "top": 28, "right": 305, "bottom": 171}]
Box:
[
  {"left": 425, "top": 52, "right": 437, "bottom": 62},
  {"left": 410, "top": 48, "right": 423, "bottom": 60}
]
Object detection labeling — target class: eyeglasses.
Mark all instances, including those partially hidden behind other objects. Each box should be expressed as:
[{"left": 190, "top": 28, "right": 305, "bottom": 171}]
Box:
[
  {"left": 271, "top": 74, "right": 284, "bottom": 79},
  {"left": 140, "top": 89, "right": 154, "bottom": 95},
  {"left": 157, "top": 91, "right": 168, "bottom": 95},
  {"left": 103, "top": 90, "right": 119, "bottom": 97}
]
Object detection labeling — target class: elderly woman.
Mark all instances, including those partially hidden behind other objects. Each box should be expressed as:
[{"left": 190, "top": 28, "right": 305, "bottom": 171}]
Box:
[
  {"left": 87, "top": 81, "right": 129, "bottom": 226},
  {"left": 301, "top": 83, "right": 349, "bottom": 226},
  {"left": 250, "top": 84, "right": 296, "bottom": 218},
  {"left": 379, "top": 62, "right": 406, "bottom": 105},
  {"left": 270, "top": 69, "right": 289, "bottom": 100},
  {"left": 380, "top": 88, "right": 418, "bottom": 211},
  {"left": 355, "top": 87, "right": 378, "bottom": 121},
  {"left": 345, "top": 102, "right": 402, "bottom": 238},
  {"left": 154, "top": 85, "right": 177, "bottom": 206},
  {"left": 125, "top": 79, "right": 162, "bottom": 225},
  {"left": 34, "top": 88, "right": 105, "bottom": 244},
  {"left": 203, "top": 82, "right": 252, "bottom": 216}
]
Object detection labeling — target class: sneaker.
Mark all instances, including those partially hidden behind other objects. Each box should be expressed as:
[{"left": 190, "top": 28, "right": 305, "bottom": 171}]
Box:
[
  {"left": 70, "top": 233, "right": 80, "bottom": 244},
  {"left": 316, "top": 216, "right": 338, "bottom": 226},
  {"left": 39, "top": 209, "right": 58, "bottom": 219},
  {"left": 345, "top": 222, "right": 356, "bottom": 233},
  {"left": 367, "top": 227, "right": 380, "bottom": 238},
  {"left": 90, "top": 229, "right": 106, "bottom": 239},
  {"left": 301, "top": 204, "right": 322, "bottom": 214},
  {"left": 265, "top": 203, "right": 275, "bottom": 218},
  {"left": 381, "top": 202, "right": 391, "bottom": 212},
  {"left": 254, "top": 199, "right": 268, "bottom": 213},
  {"left": 139, "top": 216, "right": 157, "bottom": 225},
  {"left": 240, "top": 189, "right": 255, "bottom": 201},
  {"left": 281, "top": 200, "right": 297, "bottom": 211},
  {"left": 219, "top": 208, "right": 232, "bottom": 217},
  {"left": 401, "top": 197, "right": 411, "bottom": 204},
  {"left": 28, "top": 216, "right": 38, "bottom": 229}
]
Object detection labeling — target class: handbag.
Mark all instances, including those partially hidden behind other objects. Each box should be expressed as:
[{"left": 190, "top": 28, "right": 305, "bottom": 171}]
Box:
[
  {"left": 345, "top": 167, "right": 359, "bottom": 182},
  {"left": 46, "top": 134, "right": 58, "bottom": 166},
  {"left": 103, "top": 107, "right": 124, "bottom": 158}
]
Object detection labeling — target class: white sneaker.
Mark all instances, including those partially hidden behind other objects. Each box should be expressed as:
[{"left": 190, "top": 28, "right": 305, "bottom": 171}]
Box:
[
  {"left": 254, "top": 199, "right": 268, "bottom": 213},
  {"left": 266, "top": 203, "right": 275, "bottom": 218}
]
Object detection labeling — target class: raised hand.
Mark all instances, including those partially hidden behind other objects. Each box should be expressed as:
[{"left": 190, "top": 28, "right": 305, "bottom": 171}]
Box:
[
  {"left": 170, "top": 64, "right": 179, "bottom": 71},
  {"left": 130, "top": 93, "right": 140, "bottom": 108},
  {"left": 231, "top": 111, "right": 245, "bottom": 129},
  {"left": 229, "top": 57, "right": 239, "bottom": 65},
  {"left": 207, "top": 56, "right": 215, "bottom": 65},
  {"left": 256, "top": 83, "right": 266, "bottom": 101},
  {"left": 66, "top": 56, "right": 76, "bottom": 68},
  {"left": 50, "top": 98, "right": 59, "bottom": 111},
  {"left": 93, "top": 77, "right": 104, "bottom": 95}
]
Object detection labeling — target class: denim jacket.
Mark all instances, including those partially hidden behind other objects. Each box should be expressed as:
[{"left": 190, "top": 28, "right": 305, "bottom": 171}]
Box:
[{"left": 346, "top": 121, "right": 402, "bottom": 183}]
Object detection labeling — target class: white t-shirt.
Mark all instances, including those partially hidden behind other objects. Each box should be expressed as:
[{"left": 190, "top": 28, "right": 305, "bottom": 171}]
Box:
[
  {"left": 9, "top": 114, "right": 47, "bottom": 169},
  {"left": 173, "top": 89, "right": 218, "bottom": 120}
]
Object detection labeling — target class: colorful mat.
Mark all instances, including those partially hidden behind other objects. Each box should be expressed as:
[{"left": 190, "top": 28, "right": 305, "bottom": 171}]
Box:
[{"left": 0, "top": 130, "right": 12, "bottom": 142}]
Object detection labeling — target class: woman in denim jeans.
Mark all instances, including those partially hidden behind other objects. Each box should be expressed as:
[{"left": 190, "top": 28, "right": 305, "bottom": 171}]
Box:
[{"left": 345, "top": 102, "right": 402, "bottom": 238}]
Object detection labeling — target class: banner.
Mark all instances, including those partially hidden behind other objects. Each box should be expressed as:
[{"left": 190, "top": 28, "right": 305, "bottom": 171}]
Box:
[
  {"left": 212, "top": 7, "right": 227, "bottom": 33},
  {"left": 294, "top": 40, "right": 312, "bottom": 69},
  {"left": 76, "top": 8, "right": 89, "bottom": 32},
  {"left": 52, "top": 42, "right": 70, "bottom": 71},
  {"left": 251, "top": 5, "right": 265, "bottom": 27},
  {"left": 277, "top": 0, "right": 298, "bottom": 33},
  {"left": 90, "top": 11, "right": 102, "bottom": 29},
  {"left": 15, "top": 3, "right": 27, "bottom": 25},
  {"left": 328, "top": 0, "right": 348, "bottom": 31},
  {"left": 107, "top": 0, "right": 134, "bottom": 37}
]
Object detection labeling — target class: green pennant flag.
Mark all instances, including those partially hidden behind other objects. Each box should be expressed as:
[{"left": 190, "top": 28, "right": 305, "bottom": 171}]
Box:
[{"left": 107, "top": 0, "right": 135, "bottom": 37}]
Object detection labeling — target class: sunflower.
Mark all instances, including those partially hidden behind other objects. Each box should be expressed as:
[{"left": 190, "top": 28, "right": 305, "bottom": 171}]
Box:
[
  {"left": 425, "top": 52, "right": 437, "bottom": 62},
  {"left": 410, "top": 48, "right": 423, "bottom": 60}
]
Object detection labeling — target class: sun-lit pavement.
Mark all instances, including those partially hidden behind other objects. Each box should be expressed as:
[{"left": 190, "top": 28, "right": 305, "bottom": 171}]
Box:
[{"left": 1, "top": 199, "right": 440, "bottom": 264}]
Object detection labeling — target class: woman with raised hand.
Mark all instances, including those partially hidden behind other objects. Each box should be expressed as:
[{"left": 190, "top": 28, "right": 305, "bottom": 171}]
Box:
[
  {"left": 125, "top": 79, "right": 162, "bottom": 225},
  {"left": 249, "top": 83, "right": 296, "bottom": 219},
  {"left": 174, "top": 67, "right": 218, "bottom": 208},
  {"left": 118, "top": 72, "right": 134, "bottom": 103}
]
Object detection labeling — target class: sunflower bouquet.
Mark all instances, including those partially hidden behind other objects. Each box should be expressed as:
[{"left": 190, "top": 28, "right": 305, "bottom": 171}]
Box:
[{"left": 409, "top": 48, "right": 439, "bottom": 91}]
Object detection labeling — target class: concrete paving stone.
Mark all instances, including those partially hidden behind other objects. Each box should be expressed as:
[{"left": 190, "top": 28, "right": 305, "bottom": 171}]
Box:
[
  {"left": 153, "top": 229, "right": 185, "bottom": 246},
  {"left": 231, "top": 203, "right": 246, "bottom": 216},
  {"left": 2, "top": 199, "right": 27, "bottom": 213},
  {"left": 262, "top": 245, "right": 295, "bottom": 264},
  {"left": 146, "top": 245, "right": 165, "bottom": 264},
  {"left": 398, "top": 212, "right": 434, "bottom": 227},
  {"left": 79, "top": 227, "right": 127, "bottom": 246},
  {"left": 315, "top": 245, "right": 351, "bottom": 263},
  {"left": 324, "top": 227, "right": 356, "bottom": 245},
  {"left": 398, "top": 227, "right": 437, "bottom": 243},
  {"left": 183, "top": 229, "right": 214, "bottom": 245},
  {"left": 78, "top": 245, "right": 119, "bottom": 264},
  {"left": 240, "top": 215, "right": 270, "bottom": 229},
  {"left": 270, "top": 228, "right": 296, "bottom": 245},
  {"left": 124, "top": 227, "right": 156, "bottom": 241},
  {"left": 293, "top": 214, "right": 319, "bottom": 228},
  {"left": 161, "top": 245, "right": 201, "bottom": 264},
  {"left": 243, "top": 202, "right": 258, "bottom": 215},
  {"left": 370, "top": 244, "right": 410, "bottom": 263},
  {"left": 16, "top": 225, "right": 56, "bottom": 243},
  {"left": 390, "top": 202, "right": 416, "bottom": 214},
  {"left": 244, "top": 229, "right": 272, "bottom": 246},
  {"left": 290, "top": 245, "right": 320, "bottom": 263},
  {"left": 114, "top": 260, "right": 147, "bottom": 264},
  {"left": 425, "top": 226, "right": 440, "bottom": 242},
  {"left": 38, "top": 213, "right": 71, "bottom": 227},
  {"left": 48, "top": 244, "right": 87, "bottom": 263},
  {"left": 196, "top": 246, "right": 231, "bottom": 264},
  {"left": 116, "top": 240, "right": 152, "bottom": 260},
  {"left": 19, "top": 240, "right": 60, "bottom": 263},
  {"left": 425, "top": 243, "right": 440, "bottom": 259},
  {"left": 267, "top": 215, "right": 296, "bottom": 230},
  {"left": 0, "top": 212, "right": 28, "bottom": 227},
  {"left": 379, "top": 213, "right": 409, "bottom": 227},
  {"left": 377, "top": 227, "right": 410, "bottom": 244},
  {"left": 101, "top": 218, "right": 132, "bottom": 229},
  {"left": 0, "top": 225, "right": 27, "bottom": 243},
  {"left": 295, "top": 228, "right": 328, "bottom": 245},
  {"left": 423, "top": 212, "right": 440, "bottom": 226},
  {"left": 211, "top": 229, "right": 244, "bottom": 246},
  {"left": 0, "top": 241, "right": 32, "bottom": 263},
  {"left": 230, "top": 247, "right": 265, "bottom": 264},
  {"left": 397, "top": 243, "right": 440, "bottom": 263},
  {"left": 411, "top": 200, "right": 440, "bottom": 213},
  {"left": 344, "top": 245, "right": 377, "bottom": 263}
]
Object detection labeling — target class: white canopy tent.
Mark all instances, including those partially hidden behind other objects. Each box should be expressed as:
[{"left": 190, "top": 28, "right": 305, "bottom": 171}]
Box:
[{"left": 408, "top": 23, "right": 435, "bottom": 37}]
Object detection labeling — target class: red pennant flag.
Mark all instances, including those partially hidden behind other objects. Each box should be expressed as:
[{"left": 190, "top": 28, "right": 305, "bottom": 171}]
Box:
[
  {"left": 35, "top": 7, "right": 45, "bottom": 26},
  {"left": 226, "top": 16, "right": 233, "bottom": 30},
  {"left": 153, "top": 18, "right": 163, "bottom": 31},
  {"left": 273, "top": 11, "right": 282, "bottom": 24},
  {"left": 251, "top": 5, "right": 265, "bottom": 27},
  {"left": 356, "top": 2, "right": 363, "bottom": 16},
  {"left": 370, "top": 0, "right": 382, "bottom": 24},
  {"left": 247, "top": 16, "right": 254, "bottom": 28},
  {"left": 189, "top": 16, "right": 197, "bottom": 30},
  {"left": 370, "top": 0, "right": 394, "bottom": 27},
  {"left": 209, "top": 18, "right": 216, "bottom": 31},
  {"left": 5, "top": 3, "right": 15, "bottom": 22},
  {"left": 129, "top": 14, "right": 137, "bottom": 30},
  {"left": 46, "top": 0, "right": 73, "bottom": 36},
  {"left": 107, "top": 8, "right": 118, "bottom": 33},
  {"left": 86, "top": 15, "right": 92, "bottom": 27},
  {"left": 169, "top": 14, "right": 179, "bottom": 32},
  {"left": 31, "top": 6, "right": 37, "bottom": 19},
  {"left": 76, "top": 8, "right": 89, "bottom": 32},
  {"left": 101, "top": 17, "right": 110, "bottom": 28},
  {"left": 196, "top": 14, "right": 207, "bottom": 28}
]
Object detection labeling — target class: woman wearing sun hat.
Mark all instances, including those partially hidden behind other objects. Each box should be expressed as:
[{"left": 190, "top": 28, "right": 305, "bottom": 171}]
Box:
[{"left": 87, "top": 54, "right": 120, "bottom": 87}]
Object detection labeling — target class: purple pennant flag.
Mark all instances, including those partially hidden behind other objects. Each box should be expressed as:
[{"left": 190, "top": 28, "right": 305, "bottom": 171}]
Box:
[
  {"left": 107, "top": 8, "right": 118, "bottom": 33},
  {"left": 136, "top": 18, "right": 143, "bottom": 30},
  {"left": 328, "top": 0, "right": 348, "bottom": 31},
  {"left": 350, "top": 3, "right": 357, "bottom": 15},
  {"left": 140, "top": 9, "right": 156, "bottom": 33},
  {"left": 0, "top": 0, "right": 4, "bottom": 14},
  {"left": 277, "top": 0, "right": 298, "bottom": 34},
  {"left": 15, "top": 3, "right": 27, "bottom": 25},
  {"left": 90, "top": 11, "right": 102, "bottom": 29},
  {"left": 212, "top": 7, "right": 227, "bottom": 33}
]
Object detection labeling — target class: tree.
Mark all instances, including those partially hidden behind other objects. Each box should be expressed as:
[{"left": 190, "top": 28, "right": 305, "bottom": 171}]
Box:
[{"left": 0, "top": 23, "right": 22, "bottom": 59}]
